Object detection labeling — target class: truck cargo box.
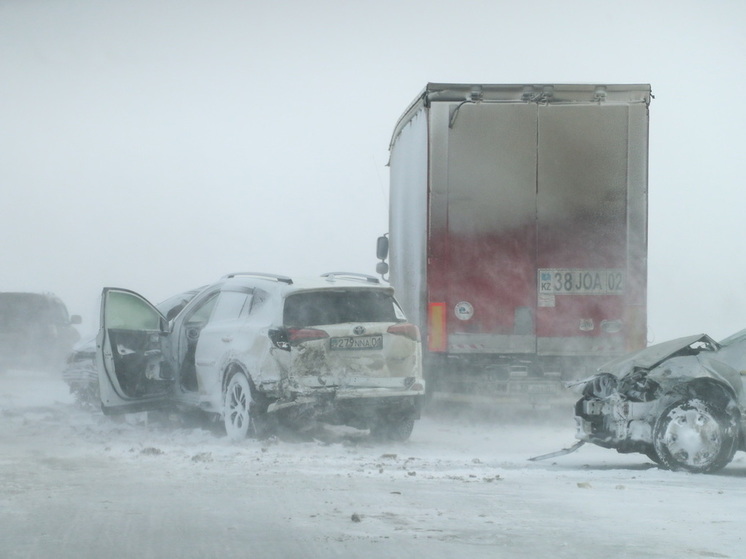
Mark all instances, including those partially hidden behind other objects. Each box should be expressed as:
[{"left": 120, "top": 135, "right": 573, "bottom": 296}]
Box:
[{"left": 382, "top": 83, "right": 651, "bottom": 399}]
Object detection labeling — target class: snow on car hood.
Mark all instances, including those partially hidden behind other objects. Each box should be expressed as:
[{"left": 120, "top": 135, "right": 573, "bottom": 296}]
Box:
[{"left": 596, "top": 334, "right": 717, "bottom": 377}]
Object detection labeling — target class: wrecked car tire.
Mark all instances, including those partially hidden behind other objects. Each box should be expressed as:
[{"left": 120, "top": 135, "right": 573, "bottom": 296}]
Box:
[
  {"left": 652, "top": 399, "right": 738, "bottom": 473},
  {"left": 643, "top": 448, "right": 664, "bottom": 467},
  {"left": 223, "top": 371, "right": 253, "bottom": 441}
]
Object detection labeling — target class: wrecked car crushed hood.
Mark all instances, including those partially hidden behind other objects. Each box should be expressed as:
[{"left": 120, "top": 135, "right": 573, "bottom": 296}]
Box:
[
  {"left": 584, "top": 333, "right": 744, "bottom": 405},
  {"left": 597, "top": 334, "right": 717, "bottom": 376}
]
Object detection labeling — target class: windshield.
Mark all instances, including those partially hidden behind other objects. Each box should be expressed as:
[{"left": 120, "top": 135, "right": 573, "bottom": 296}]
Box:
[
  {"left": 0, "top": 293, "right": 68, "bottom": 328},
  {"left": 155, "top": 288, "right": 204, "bottom": 321},
  {"left": 718, "top": 329, "right": 746, "bottom": 347}
]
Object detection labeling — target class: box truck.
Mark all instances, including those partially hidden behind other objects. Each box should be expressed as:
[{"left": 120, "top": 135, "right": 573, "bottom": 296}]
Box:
[{"left": 377, "top": 83, "right": 651, "bottom": 402}]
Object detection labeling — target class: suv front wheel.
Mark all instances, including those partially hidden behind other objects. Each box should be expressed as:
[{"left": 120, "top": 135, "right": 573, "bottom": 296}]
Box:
[{"left": 224, "top": 370, "right": 253, "bottom": 441}]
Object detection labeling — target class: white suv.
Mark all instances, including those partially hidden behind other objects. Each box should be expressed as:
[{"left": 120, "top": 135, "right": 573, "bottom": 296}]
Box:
[{"left": 96, "top": 272, "right": 424, "bottom": 440}]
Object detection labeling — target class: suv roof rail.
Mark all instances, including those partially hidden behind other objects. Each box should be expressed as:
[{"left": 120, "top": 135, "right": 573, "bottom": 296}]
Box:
[
  {"left": 221, "top": 272, "right": 294, "bottom": 285},
  {"left": 321, "top": 272, "right": 380, "bottom": 284}
]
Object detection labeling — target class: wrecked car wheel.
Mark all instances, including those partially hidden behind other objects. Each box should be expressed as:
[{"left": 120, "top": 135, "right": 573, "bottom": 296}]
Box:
[
  {"left": 653, "top": 399, "right": 737, "bottom": 473},
  {"left": 223, "top": 372, "right": 253, "bottom": 441},
  {"left": 644, "top": 448, "right": 663, "bottom": 467}
]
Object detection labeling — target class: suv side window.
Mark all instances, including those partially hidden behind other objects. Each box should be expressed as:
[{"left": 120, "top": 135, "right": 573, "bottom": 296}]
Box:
[
  {"left": 185, "top": 293, "right": 219, "bottom": 327},
  {"left": 106, "top": 291, "right": 163, "bottom": 331},
  {"left": 210, "top": 291, "right": 251, "bottom": 323},
  {"left": 248, "top": 288, "right": 269, "bottom": 314}
]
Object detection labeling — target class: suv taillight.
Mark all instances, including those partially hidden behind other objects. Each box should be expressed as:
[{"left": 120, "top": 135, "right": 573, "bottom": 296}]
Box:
[
  {"left": 270, "top": 327, "right": 330, "bottom": 351},
  {"left": 387, "top": 323, "right": 420, "bottom": 341},
  {"left": 288, "top": 328, "right": 330, "bottom": 343}
]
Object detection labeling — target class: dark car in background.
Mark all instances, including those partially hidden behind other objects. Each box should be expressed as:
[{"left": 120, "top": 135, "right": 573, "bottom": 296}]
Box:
[
  {"left": 0, "top": 292, "right": 81, "bottom": 374},
  {"left": 573, "top": 331, "right": 746, "bottom": 473}
]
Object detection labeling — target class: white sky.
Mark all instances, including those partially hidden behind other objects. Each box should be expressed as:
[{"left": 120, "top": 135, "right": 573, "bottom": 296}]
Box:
[{"left": 1, "top": 0, "right": 745, "bottom": 342}]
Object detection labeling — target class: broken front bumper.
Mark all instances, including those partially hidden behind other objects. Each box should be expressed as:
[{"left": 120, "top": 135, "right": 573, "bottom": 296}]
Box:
[{"left": 575, "top": 396, "right": 657, "bottom": 449}]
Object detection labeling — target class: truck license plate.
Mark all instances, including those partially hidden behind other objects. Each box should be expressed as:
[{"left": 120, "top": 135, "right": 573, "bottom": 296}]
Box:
[
  {"left": 330, "top": 335, "right": 383, "bottom": 350},
  {"left": 538, "top": 269, "right": 624, "bottom": 295}
]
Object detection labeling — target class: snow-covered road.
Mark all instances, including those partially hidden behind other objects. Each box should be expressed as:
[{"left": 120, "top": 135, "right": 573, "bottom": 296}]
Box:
[{"left": 1, "top": 371, "right": 744, "bottom": 558}]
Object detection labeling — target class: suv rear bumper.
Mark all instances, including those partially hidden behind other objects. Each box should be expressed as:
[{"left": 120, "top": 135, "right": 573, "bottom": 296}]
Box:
[
  {"left": 268, "top": 386, "right": 425, "bottom": 412},
  {"left": 268, "top": 392, "right": 423, "bottom": 430}
]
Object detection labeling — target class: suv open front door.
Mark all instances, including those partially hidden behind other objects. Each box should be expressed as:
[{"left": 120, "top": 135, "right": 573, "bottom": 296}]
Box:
[{"left": 97, "top": 288, "right": 174, "bottom": 414}]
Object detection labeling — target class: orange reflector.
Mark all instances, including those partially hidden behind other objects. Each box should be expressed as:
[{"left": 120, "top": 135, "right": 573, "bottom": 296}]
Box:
[{"left": 428, "top": 302, "right": 447, "bottom": 352}]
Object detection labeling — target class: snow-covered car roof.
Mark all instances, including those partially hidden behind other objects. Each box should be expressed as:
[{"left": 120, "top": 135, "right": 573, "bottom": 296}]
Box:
[{"left": 218, "top": 272, "right": 395, "bottom": 294}]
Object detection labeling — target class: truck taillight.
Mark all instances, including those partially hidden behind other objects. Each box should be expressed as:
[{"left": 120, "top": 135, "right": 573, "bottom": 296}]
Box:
[
  {"left": 428, "top": 302, "right": 447, "bottom": 352},
  {"left": 387, "top": 323, "right": 420, "bottom": 341}
]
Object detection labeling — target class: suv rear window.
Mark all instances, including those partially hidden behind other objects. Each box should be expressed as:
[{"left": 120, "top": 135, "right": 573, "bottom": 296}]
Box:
[{"left": 283, "top": 290, "right": 402, "bottom": 327}]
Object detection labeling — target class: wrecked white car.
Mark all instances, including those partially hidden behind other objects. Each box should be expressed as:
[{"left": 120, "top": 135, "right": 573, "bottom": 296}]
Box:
[
  {"left": 96, "top": 272, "right": 424, "bottom": 441},
  {"left": 570, "top": 332, "right": 746, "bottom": 473}
]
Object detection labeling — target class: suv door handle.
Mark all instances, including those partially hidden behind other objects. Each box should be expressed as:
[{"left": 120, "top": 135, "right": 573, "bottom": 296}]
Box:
[{"left": 222, "top": 336, "right": 233, "bottom": 343}]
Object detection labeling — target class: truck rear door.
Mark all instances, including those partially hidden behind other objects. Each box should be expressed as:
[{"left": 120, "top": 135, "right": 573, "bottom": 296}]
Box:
[
  {"left": 535, "top": 102, "right": 645, "bottom": 357},
  {"left": 433, "top": 94, "right": 646, "bottom": 361},
  {"left": 436, "top": 102, "right": 539, "bottom": 356}
]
